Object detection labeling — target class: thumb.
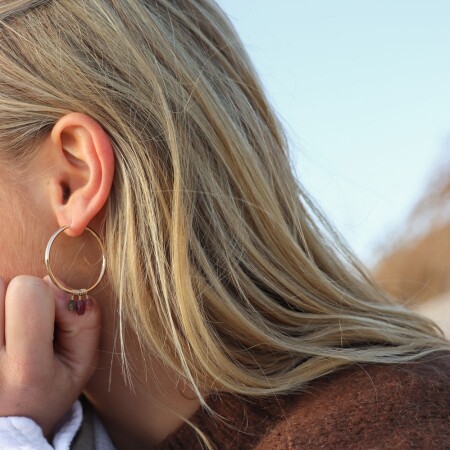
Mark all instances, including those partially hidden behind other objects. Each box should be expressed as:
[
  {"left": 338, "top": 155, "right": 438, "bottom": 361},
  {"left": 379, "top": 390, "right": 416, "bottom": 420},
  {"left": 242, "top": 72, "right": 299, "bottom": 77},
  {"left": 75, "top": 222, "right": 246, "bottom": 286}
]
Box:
[{"left": 43, "top": 275, "right": 101, "bottom": 380}]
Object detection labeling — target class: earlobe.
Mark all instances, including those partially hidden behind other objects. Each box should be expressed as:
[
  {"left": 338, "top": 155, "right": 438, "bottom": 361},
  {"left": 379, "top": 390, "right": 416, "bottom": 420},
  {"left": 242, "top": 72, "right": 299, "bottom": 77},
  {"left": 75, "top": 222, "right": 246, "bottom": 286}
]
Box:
[{"left": 49, "top": 113, "right": 115, "bottom": 237}]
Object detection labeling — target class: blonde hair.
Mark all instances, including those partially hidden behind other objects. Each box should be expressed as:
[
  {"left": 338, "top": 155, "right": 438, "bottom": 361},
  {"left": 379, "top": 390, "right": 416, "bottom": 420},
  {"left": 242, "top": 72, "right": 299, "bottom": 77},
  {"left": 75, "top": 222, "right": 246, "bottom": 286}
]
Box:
[{"left": 0, "top": 0, "right": 448, "bottom": 410}]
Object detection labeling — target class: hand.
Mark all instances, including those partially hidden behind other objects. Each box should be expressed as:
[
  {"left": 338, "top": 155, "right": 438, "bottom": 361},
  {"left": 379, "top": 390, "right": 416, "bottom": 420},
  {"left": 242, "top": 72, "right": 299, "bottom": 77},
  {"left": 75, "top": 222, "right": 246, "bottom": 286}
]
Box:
[{"left": 0, "top": 275, "right": 101, "bottom": 437}]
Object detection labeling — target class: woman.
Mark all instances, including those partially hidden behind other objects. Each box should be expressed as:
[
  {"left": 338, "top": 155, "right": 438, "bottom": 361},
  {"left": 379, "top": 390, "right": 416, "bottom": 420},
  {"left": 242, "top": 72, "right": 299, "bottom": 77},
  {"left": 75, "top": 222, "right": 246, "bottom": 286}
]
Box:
[{"left": 0, "top": 1, "right": 448, "bottom": 449}]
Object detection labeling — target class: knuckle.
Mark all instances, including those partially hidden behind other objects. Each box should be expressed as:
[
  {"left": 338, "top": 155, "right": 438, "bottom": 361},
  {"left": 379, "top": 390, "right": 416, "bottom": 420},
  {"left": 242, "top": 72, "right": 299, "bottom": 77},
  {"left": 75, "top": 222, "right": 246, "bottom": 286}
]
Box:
[
  {"left": 8, "top": 276, "right": 51, "bottom": 298},
  {"left": 6, "top": 276, "right": 52, "bottom": 311}
]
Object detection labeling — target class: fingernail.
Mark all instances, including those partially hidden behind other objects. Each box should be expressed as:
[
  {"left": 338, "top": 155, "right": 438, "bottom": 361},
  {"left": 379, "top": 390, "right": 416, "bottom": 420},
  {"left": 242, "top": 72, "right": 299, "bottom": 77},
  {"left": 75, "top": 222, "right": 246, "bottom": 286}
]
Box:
[
  {"left": 85, "top": 296, "right": 94, "bottom": 309},
  {"left": 75, "top": 297, "right": 95, "bottom": 316}
]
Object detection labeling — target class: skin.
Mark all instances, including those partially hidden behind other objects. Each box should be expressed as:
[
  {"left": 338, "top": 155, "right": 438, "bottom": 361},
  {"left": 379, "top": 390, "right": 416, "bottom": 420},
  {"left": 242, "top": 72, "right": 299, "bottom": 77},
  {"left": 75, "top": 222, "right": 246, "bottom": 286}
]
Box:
[{"left": 0, "top": 113, "right": 200, "bottom": 448}]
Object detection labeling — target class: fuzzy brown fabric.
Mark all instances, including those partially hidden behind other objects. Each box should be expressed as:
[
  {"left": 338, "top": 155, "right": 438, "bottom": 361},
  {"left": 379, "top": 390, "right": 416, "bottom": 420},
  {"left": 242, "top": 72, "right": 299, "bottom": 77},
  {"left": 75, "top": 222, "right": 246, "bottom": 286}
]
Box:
[{"left": 156, "top": 351, "right": 450, "bottom": 449}]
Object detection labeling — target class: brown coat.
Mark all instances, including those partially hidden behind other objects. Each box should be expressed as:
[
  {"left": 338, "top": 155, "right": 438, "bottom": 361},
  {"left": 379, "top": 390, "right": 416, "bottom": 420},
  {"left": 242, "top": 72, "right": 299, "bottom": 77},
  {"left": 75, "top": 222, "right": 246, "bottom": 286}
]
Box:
[
  {"left": 74, "top": 351, "right": 450, "bottom": 449},
  {"left": 158, "top": 352, "right": 450, "bottom": 449}
]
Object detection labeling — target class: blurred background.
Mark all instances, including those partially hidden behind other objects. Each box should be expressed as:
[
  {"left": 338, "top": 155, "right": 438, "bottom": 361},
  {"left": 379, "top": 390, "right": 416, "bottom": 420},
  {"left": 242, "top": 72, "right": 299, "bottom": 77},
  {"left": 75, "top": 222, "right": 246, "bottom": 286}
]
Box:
[
  {"left": 218, "top": 0, "right": 450, "bottom": 264},
  {"left": 218, "top": 1, "right": 450, "bottom": 335}
]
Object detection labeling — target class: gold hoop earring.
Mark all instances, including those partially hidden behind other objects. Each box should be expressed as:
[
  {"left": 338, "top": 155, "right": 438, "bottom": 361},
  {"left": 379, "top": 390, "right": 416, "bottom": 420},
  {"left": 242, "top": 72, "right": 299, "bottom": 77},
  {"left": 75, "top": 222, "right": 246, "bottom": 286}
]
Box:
[{"left": 45, "top": 225, "right": 106, "bottom": 315}]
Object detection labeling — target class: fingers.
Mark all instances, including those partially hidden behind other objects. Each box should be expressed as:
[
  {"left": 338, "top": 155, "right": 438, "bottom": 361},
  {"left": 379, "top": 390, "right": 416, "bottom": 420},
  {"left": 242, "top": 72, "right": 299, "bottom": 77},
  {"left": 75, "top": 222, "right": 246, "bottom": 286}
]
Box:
[
  {"left": 5, "top": 276, "right": 55, "bottom": 364},
  {"left": 0, "top": 276, "right": 101, "bottom": 438},
  {"left": 43, "top": 276, "right": 101, "bottom": 381},
  {"left": 2, "top": 274, "right": 101, "bottom": 387}
]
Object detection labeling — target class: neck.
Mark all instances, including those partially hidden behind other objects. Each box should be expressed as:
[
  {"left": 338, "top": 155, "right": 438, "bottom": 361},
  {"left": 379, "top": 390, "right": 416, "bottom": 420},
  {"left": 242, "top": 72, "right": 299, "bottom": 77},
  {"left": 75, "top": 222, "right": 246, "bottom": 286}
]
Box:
[
  {"left": 84, "top": 366, "right": 201, "bottom": 449},
  {"left": 83, "top": 297, "right": 201, "bottom": 449}
]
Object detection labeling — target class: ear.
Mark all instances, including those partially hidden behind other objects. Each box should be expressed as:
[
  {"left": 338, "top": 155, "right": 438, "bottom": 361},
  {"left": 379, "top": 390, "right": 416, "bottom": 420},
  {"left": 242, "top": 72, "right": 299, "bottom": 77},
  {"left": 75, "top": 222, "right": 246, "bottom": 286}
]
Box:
[{"left": 48, "top": 113, "right": 114, "bottom": 237}]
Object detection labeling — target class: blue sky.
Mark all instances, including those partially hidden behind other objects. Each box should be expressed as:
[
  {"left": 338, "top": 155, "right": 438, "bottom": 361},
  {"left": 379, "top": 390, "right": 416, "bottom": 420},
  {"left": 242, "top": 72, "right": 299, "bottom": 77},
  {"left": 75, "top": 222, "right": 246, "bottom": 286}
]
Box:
[{"left": 218, "top": 1, "right": 450, "bottom": 264}]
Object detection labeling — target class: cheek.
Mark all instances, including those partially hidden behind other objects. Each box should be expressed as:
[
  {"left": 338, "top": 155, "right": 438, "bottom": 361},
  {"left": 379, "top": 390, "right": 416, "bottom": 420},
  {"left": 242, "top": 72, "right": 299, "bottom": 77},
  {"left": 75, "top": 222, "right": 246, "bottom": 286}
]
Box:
[{"left": 0, "top": 185, "right": 48, "bottom": 282}]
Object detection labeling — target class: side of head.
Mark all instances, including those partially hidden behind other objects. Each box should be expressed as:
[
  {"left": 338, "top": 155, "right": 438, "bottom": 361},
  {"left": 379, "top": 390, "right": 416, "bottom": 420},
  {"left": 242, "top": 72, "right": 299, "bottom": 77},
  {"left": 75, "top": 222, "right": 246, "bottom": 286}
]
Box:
[{"left": 0, "top": 0, "right": 448, "bottom": 400}]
